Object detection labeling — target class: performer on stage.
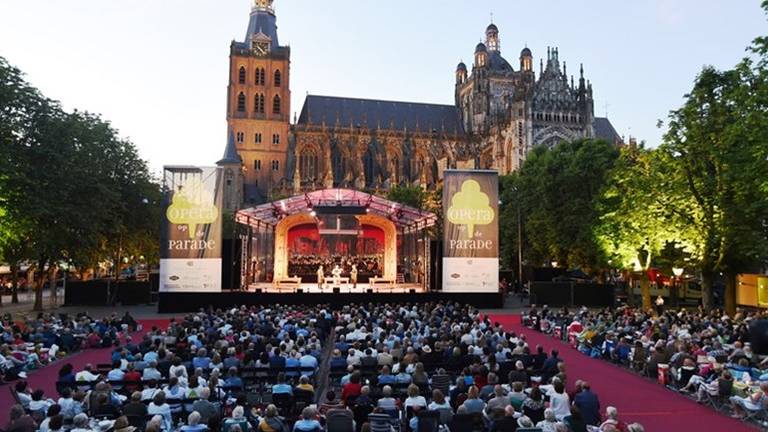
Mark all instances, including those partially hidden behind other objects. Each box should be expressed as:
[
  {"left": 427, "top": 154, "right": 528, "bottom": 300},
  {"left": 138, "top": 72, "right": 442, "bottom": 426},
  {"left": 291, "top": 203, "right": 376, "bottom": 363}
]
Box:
[
  {"left": 317, "top": 265, "right": 325, "bottom": 290},
  {"left": 350, "top": 264, "right": 358, "bottom": 289},
  {"left": 331, "top": 264, "right": 342, "bottom": 288}
]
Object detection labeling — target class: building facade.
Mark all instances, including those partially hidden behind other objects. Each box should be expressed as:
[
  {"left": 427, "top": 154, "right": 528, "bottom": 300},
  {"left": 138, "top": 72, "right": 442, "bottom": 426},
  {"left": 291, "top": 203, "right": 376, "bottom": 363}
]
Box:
[{"left": 219, "top": 0, "right": 622, "bottom": 205}]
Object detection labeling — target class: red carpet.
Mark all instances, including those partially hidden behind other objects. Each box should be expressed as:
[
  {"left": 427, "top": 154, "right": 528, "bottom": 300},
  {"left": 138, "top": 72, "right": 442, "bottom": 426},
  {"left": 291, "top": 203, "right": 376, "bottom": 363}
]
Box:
[
  {"left": 487, "top": 314, "right": 755, "bottom": 432},
  {"left": 0, "top": 319, "right": 169, "bottom": 422}
]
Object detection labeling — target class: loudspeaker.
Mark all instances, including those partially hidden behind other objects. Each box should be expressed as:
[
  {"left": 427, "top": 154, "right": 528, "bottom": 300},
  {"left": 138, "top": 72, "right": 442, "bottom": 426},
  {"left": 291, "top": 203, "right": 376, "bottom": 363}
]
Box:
[
  {"left": 255, "top": 289, "right": 262, "bottom": 294},
  {"left": 333, "top": 287, "right": 340, "bottom": 294},
  {"left": 750, "top": 320, "right": 768, "bottom": 355},
  {"left": 296, "top": 289, "right": 303, "bottom": 294},
  {"left": 409, "top": 289, "right": 416, "bottom": 294},
  {"left": 366, "top": 288, "right": 373, "bottom": 294}
]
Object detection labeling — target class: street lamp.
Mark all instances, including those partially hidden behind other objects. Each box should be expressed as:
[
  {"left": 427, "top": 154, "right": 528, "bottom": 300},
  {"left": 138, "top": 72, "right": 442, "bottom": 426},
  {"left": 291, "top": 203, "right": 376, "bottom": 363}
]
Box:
[{"left": 672, "top": 267, "right": 684, "bottom": 307}]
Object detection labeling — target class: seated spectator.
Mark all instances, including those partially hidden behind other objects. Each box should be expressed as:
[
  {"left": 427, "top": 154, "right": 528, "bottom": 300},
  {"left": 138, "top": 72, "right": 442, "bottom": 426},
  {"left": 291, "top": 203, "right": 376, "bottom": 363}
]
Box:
[
  {"left": 181, "top": 411, "right": 208, "bottom": 432},
  {"left": 374, "top": 386, "right": 396, "bottom": 412},
  {"left": 329, "top": 349, "right": 346, "bottom": 369},
  {"left": 563, "top": 405, "right": 588, "bottom": 432},
  {"left": 147, "top": 392, "right": 172, "bottom": 431},
  {"left": 355, "top": 385, "right": 374, "bottom": 407},
  {"left": 123, "top": 392, "right": 148, "bottom": 419},
  {"left": 325, "top": 404, "right": 355, "bottom": 430},
  {"left": 58, "top": 388, "right": 84, "bottom": 420},
  {"left": 223, "top": 406, "right": 249, "bottom": 432},
  {"left": 507, "top": 361, "right": 528, "bottom": 386},
  {"left": 93, "top": 393, "right": 122, "bottom": 419},
  {"left": 191, "top": 388, "right": 217, "bottom": 425},
  {"left": 377, "top": 365, "right": 396, "bottom": 385},
  {"left": 107, "top": 360, "right": 125, "bottom": 385},
  {"left": 730, "top": 381, "right": 768, "bottom": 419},
  {"left": 427, "top": 389, "right": 451, "bottom": 411},
  {"left": 38, "top": 404, "right": 61, "bottom": 432},
  {"left": 142, "top": 380, "right": 161, "bottom": 401},
  {"left": 142, "top": 361, "right": 162, "bottom": 381},
  {"left": 536, "top": 408, "right": 561, "bottom": 432},
  {"left": 192, "top": 349, "right": 211, "bottom": 370},
  {"left": 47, "top": 415, "right": 64, "bottom": 432},
  {"left": 15, "top": 381, "right": 33, "bottom": 409},
  {"left": 599, "top": 406, "right": 626, "bottom": 431},
  {"left": 292, "top": 407, "right": 322, "bottom": 432},
  {"left": 29, "top": 389, "right": 55, "bottom": 416},
  {"left": 295, "top": 375, "right": 314, "bottom": 394},
  {"left": 508, "top": 381, "right": 527, "bottom": 409},
  {"left": 224, "top": 367, "right": 243, "bottom": 390},
  {"left": 70, "top": 413, "right": 91, "bottom": 432},
  {"left": 272, "top": 373, "right": 292, "bottom": 395},
  {"left": 257, "top": 404, "right": 287, "bottom": 432},
  {"left": 522, "top": 387, "right": 545, "bottom": 424},
  {"left": 342, "top": 372, "right": 362, "bottom": 403},
  {"left": 461, "top": 385, "right": 486, "bottom": 414},
  {"left": 404, "top": 384, "right": 427, "bottom": 410},
  {"left": 75, "top": 364, "right": 99, "bottom": 384},
  {"left": 412, "top": 362, "right": 429, "bottom": 386},
  {"left": 486, "top": 385, "right": 511, "bottom": 413},
  {"left": 112, "top": 416, "right": 138, "bottom": 432}
]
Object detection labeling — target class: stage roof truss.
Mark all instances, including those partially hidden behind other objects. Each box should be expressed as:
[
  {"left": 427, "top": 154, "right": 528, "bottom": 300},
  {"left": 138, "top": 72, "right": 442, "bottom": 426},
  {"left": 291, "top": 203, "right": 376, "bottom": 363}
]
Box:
[{"left": 236, "top": 188, "right": 437, "bottom": 232}]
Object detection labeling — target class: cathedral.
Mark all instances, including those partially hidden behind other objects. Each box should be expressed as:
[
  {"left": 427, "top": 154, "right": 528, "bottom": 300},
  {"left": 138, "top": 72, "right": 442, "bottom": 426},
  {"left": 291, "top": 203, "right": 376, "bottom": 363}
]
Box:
[{"left": 218, "top": 0, "right": 622, "bottom": 208}]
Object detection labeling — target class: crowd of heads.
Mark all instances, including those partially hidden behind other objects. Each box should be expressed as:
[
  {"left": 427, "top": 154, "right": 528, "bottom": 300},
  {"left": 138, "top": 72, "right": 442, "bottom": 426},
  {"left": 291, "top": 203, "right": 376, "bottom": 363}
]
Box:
[{"left": 5, "top": 302, "right": 650, "bottom": 432}]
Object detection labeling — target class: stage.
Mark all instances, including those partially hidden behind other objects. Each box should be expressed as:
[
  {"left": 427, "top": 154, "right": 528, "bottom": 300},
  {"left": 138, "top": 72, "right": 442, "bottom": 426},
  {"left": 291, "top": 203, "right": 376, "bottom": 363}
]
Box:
[
  {"left": 157, "top": 289, "right": 503, "bottom": 312},
  {"left": 247, "top": 283, "right": 425, "bottom": 294}
]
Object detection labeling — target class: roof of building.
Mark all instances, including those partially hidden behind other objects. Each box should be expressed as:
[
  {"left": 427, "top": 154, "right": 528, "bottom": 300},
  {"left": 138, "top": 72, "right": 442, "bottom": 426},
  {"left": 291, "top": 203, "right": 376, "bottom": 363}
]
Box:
[
  {"left": 236, "top": 188, "right": 437, "bottom": 230},
  {"left": 218, "top": 130, "right": 242, "bottom": 165},
  {"left": 593, "top": 117, "right": 622, "bottom": 144},
  {"left": 475, "top": 42, "right": 488, "bottom": 54},
  {"left": 297, "top": 95, "right": 464, "bottom": 135},
  {"left": 244, "top": 8, "right": 279, "bottom": 50},
  {"left": 488, "top": 51, "right": 514, "bottom": 73},
  {"left": 521, "top": 47, "right": 532, "bottom": 57}
]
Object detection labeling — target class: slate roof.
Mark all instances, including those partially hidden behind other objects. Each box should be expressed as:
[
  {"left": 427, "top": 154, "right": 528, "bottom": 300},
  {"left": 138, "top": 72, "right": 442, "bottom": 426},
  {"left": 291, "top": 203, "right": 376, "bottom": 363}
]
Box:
[
  {"left": 593, "top": 117, "right": 622, "bottom": 144},
  {"left": 217, "top": 130, "right": 241, "bottom": 165},
  {"left": 244, "top": 9, "right": 279, "bottom": 49},
  {"left": 297, "top": 95, "right": 465, "bottom": 136}
]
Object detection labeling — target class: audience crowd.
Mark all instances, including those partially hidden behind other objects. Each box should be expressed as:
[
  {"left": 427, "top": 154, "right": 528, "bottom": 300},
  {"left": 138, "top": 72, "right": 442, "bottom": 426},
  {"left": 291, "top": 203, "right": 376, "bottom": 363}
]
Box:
[
  {"left": 525, "top": 304, "right": 768, "bottom": 425},
  {"left": 5, "top": 302, "right": 648, "bottom": 432}
]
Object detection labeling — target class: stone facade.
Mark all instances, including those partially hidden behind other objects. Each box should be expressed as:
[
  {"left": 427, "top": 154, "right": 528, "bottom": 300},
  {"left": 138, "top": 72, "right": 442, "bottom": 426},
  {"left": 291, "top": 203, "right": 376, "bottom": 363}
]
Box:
[{"left": 222, "top": 1, "right": 622, "bottom": 205}]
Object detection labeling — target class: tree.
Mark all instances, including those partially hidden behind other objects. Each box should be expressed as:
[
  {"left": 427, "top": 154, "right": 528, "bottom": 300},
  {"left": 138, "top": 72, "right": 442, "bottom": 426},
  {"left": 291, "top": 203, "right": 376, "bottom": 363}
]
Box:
[
  {"left": 595, "top": 144, "right": 695, "bottom": 309},
  {"left": 660, "top": 59, "right": 768, "bottom": 312},
  {"left": 511, "top": 139, "right": 620, "bottom": 270}
]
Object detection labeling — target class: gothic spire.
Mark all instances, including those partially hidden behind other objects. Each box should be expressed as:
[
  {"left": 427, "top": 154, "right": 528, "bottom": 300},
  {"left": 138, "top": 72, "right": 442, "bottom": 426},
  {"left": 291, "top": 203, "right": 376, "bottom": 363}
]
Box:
[{"left": 217, "top": 129, "right": 241, "bottom": 165}]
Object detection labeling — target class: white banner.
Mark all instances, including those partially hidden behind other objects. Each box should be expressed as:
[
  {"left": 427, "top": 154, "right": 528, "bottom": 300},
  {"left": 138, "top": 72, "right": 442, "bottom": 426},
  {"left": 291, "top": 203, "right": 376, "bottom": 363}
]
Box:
[
  {"left": 442, "top": 257, "right": 498, "bottom": 293},
  {"left": 160, "top": 258, "right": 222, "bottom": 292}
]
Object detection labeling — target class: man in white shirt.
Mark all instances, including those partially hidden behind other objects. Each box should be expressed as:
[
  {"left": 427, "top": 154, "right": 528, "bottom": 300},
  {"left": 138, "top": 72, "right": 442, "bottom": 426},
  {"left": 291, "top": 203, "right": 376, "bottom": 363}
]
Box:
[{"left": 75, "top": 364, "right": 100, "bottom": 384}]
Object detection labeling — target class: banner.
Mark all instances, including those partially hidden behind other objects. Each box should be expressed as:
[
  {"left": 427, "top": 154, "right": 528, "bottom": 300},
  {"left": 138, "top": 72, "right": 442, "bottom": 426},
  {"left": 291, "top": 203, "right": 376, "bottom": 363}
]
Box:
[
  {"left": 159, "top": 166, "right": 223, "bottom": 292},
  {"left": 442, "top": 170, "right": 499, "bottom": 293}
]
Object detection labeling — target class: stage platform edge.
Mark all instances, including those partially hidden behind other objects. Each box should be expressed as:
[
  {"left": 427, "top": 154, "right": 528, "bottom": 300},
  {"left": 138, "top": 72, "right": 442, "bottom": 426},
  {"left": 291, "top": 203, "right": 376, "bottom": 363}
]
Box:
[{"left": 157, "top": 291, "right": 503, "bottom": 313}]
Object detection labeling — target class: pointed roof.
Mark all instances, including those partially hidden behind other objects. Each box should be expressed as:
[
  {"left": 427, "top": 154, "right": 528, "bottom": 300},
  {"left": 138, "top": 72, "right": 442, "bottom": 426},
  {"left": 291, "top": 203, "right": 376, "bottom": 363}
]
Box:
[{"left": 217, "top": 130, "right": 242, "bottom": 165}]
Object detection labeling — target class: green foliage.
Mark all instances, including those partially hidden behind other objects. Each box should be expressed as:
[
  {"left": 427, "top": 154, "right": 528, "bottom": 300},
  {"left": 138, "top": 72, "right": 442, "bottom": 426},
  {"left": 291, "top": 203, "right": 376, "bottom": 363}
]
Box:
[
  {"left": 0, "top": 56, "right": 161, "bottom": 308},
  {"left": 507, "top": 139, "right": 619, "bottom": 270},
  {"left": 386, "top": 185, "right": 428, "bottom": 210}
]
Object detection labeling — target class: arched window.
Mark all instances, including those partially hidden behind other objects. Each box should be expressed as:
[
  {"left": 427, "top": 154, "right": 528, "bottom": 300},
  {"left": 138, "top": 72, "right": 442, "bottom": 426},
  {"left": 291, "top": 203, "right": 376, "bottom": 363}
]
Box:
[
  {"left": 236, "top": 92, "right": 246, "bottom": 112},
  {"left": 272, "top": 95, "right": 281, "bottom": 114},
  {"left": 274, "top": 70, "right": 282, "bottom": 87},
  {"left": 255, "top": 68, "right": 265, "bottom": 86},
  {"left": 299, "top": 149, "right": 319, "bottom": 181},
  {"left": 254, "top": 94, "right": 265, "bottom": 113},
  {"left": 271, "top": 160, "right": 280, "bottom": 171},
  {"left": 238, "top": 66, "right": 246, "bottom": 84}
]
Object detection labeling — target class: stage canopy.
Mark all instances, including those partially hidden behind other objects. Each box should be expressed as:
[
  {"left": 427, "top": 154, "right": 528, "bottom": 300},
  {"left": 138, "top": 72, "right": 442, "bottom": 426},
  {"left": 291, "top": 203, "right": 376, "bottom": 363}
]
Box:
[{"left": 235, "top": 188, "right": 437, "bottom": 233}]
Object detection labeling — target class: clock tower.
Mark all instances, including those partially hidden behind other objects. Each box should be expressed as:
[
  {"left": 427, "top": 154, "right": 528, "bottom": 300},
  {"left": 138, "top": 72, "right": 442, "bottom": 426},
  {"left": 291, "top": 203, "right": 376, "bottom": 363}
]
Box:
[{"left": 227, "top": 0, "right": 290, "bottom": 204}]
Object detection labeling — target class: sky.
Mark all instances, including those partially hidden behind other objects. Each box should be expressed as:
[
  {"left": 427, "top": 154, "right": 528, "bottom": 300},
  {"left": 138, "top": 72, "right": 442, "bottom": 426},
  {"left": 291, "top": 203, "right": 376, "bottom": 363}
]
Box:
[{"left": 1, "top": 0, "right": 766, "bottom": 175}]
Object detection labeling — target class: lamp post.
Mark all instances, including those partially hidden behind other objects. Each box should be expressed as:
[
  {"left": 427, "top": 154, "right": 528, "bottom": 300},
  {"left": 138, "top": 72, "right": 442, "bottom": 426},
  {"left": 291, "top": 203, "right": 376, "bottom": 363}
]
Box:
[{"left": 672, "top": 267, "right": 684, "bottom": 307}]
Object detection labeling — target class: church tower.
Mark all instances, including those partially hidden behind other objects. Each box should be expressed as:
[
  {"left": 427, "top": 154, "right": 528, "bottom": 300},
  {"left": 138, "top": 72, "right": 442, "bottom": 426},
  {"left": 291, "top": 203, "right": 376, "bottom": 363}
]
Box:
[{"left": 226, "top": 0, "right": 291, "bottom": 204}]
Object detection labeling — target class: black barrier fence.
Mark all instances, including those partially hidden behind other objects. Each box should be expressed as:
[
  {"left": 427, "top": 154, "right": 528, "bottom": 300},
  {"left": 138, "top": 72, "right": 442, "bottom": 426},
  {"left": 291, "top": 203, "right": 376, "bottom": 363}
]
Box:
[
  {"left": 530, "top": 282, "right": 614, "bottom": 307},
  {"left": 64, "top": 280, "right": 153, "bottom": 306}
]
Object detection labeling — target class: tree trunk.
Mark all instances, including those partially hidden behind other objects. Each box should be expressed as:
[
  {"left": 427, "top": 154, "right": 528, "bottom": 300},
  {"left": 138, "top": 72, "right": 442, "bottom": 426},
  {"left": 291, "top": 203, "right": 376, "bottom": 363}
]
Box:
[
  {"left": 724, "top": 270, "right": 737, "bottom": 316},
  {"left": 33, "top": 262, "right": 46, "bottom": 312},
  {"left": 48, "top": 265, "right": 58, "bottom": 308},
  {"left": 701, "top": 269, "right": 714, "bottom": 311},
  {"left": 641, "top": 272, "right": 651, "bottom": 311},
  {"left": 626, "top": 272, "right": 635, "bottom": 307}
]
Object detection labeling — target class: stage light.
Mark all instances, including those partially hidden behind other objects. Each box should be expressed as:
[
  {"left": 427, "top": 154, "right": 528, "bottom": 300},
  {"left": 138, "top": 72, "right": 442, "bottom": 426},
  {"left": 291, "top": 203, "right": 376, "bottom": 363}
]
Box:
[{"left": 310, "top": 210, "right": 316, "bottom": 217}]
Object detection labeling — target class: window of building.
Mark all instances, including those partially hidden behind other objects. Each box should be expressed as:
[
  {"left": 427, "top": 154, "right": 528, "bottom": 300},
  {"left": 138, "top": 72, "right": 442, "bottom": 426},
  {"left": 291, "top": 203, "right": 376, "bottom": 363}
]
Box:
[
  {"left": 237, "top": 92, "right": 246, "bottom": 112},
  {"left": 271, "top": 160, "right": 279, "bottom": 171},
  {"left": 299, "top": 149, "right": 319, "bottom": 181},
  {"left": 254, "top": 160, "right": 261, "bottom": 170},
  {"left": 272, "top": 95, "right": 281, "bottom": 114},
  {"left": 272, "top": 134, "right": 280, "bottom": 145},
  {"left": 254, "top": 94, "right": 265, "bottom": 113},
  {"left": 254, "top": 133, "right": 262, "bottom": 144},
  {"left": 255, "top": 68, "right": 265, "bottom": 86},
  {"left": 238, "top": 66, "right": 246, "bottom": 84},
  {"left": 236, "top": 132, "right": 244, "bottom": 143},
  {"left": 274, "top": 70, "right": 282, "bottom": 87}
]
